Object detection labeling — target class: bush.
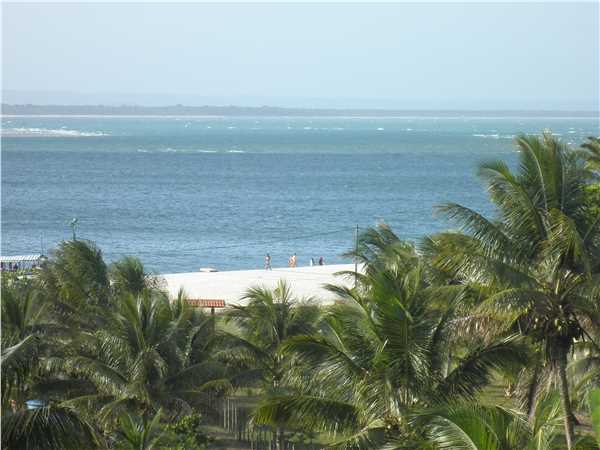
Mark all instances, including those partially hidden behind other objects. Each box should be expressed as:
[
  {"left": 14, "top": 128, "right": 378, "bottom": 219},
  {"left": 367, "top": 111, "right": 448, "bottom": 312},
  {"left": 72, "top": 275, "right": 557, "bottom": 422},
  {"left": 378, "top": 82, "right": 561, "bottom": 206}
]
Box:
[{"left": 162, "top": 413, "right": 212, "bottom": 450}]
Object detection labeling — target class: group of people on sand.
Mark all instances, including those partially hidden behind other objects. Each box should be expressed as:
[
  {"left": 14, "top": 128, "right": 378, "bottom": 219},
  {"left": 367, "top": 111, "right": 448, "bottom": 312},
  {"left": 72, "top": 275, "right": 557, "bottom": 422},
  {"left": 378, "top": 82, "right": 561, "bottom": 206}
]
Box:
[
  {"left": 264, "top": 253, "right": 324, "bottom": 270},
  {"left": 1, "top": 262, "right": 21, "bottom": 272}
]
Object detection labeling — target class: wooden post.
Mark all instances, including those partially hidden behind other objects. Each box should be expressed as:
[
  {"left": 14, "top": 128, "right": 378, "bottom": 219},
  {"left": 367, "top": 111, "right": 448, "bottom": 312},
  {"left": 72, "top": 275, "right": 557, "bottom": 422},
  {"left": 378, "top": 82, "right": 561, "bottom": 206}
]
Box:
[{"left": 211, "top": 306, "right": 215, "bottom": 334}]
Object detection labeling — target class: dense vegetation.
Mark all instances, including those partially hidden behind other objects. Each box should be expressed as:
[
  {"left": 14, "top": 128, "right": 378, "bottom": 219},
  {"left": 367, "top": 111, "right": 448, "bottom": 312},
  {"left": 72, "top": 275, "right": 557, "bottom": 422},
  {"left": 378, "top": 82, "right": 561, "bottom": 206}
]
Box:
[{"left": 2, "top": 133, "right": 599, "bottom": 450}]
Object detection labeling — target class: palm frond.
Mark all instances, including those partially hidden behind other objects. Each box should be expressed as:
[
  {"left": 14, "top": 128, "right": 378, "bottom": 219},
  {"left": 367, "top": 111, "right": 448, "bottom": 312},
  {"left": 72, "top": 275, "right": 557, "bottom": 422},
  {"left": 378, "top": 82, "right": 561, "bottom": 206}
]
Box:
[
  {"left": 435, "top": 335, "right": 529, "bottom": 400},
  {"left": 254, "top": 395, "right": 360, "bottom": 433},
  {"left": 1, "top": 404, "right": 101, "bottom": 450}
]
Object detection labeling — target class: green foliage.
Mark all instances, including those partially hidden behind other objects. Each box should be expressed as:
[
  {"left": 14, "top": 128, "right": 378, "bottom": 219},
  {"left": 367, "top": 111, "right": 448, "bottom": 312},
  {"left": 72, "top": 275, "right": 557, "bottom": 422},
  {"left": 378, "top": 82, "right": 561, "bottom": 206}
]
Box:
[
  {"left": 163, "top": 413, "right": 211, "bottom": 450},
  {"left": 254, "top": 236, "right": 530, "bottom": 448},
  {"left": 1, "top": 404, "right": 101, "bottom": 450},
  {"left": 585, "top": 183, "right": 600, "bottom": 218},
  {"left": 110, "top": 256, "right": 164, "bottom": 296},
  {"left": 39, "top": 239, "right": 110, "bottom": 306},
  {"left": 590, "top": 390, "right": 600, "bottom": 446},
  {"left": 223, "top": 280, "right": 321, "bottom": 392},
  {"left": 115, "top": 408, "right": 164, "bottom": 450},
  {"left": 58, "top": 290, "right": 227, "bottom": 427},
  {"left": 428, "top": 132, "right": 600, "bottom": 449},
  {"left": 580, "top": 136, "right": 600, "bottom": 174},
  {"left": 1, "top": 240, "right": 225, "bottom": 449}
]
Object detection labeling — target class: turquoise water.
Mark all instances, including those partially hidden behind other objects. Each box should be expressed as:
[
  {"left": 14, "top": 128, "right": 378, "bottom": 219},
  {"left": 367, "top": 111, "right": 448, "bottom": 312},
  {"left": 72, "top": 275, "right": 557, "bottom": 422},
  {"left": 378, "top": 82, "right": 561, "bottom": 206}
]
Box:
[{"left": 2, "top": 115, "right": 598, "bottom": 272}]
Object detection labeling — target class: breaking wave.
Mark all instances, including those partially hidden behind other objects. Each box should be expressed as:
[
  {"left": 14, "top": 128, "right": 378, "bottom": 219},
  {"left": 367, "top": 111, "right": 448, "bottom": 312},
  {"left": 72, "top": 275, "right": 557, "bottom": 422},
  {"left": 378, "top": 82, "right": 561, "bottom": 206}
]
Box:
[
  {"left": 2, "top": 127, "right": 108, "bottom": 137},
  {"left": 472, "top": 133, "right": 514, "bottom": 139}
]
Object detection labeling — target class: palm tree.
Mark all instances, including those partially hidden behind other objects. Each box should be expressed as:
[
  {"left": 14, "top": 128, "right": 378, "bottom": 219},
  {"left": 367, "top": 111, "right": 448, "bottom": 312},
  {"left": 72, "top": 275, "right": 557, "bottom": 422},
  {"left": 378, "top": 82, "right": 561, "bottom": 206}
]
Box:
[
  {"left": 2, "top": 241, "right": 228, "bottom": 448},
  {"left": 2, "top": 403, "right": 101, "bottom": 450},
  {"left": 58, "top": 289, "right": 228, "bottom": 429},
  {"left": 580, "top": 136, "right": 600, "bottom": 174},
  {"left": 110, "top": 256, "right": 163, "bottom": 297},
  {"left": 38, "top": 240, "right": 110, "bottom": 308},
  {"left": 254, "top": 243, "right": 528, "bottom": 449},
  {"left": 1, "top": 275, "right": 102, "bottom": 449},
  {"left": 114, "top": 408, "right": 165, "bottom": 450},
  {"left": 224, "top": 280, "right": 321, "bottom": 393},
  {"left": 426, "top": 133, "right": 600, "bottom": 449},
  {"left": 223, "top": 280, "right": 321, "bottom": 449},
  {"left": 1, "top": 276, "right": 47, "bottom": 410},
  {"left": 417, "top": 393, "right": 592, "bottom": 450}
]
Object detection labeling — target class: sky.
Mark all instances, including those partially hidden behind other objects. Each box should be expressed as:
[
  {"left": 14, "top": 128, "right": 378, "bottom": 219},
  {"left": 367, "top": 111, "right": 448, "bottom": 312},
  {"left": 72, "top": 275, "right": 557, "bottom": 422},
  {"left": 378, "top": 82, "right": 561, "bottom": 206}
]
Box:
[{"left": 2, "top": 2, "right": 599, "bottom": 110}]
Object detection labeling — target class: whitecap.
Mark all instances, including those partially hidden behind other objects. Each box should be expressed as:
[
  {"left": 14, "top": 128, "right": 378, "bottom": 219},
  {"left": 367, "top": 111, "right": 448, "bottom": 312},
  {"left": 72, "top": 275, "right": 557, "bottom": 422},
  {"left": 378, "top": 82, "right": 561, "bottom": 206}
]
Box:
[
  {"left": 228, "top": 150, "right": 245, "bottom": 153},
  {"left": 473, "top": 133, "right": 500, "bottom": 139},
  {"left": 377, "top": 127, "right": 384, "bottom": 131},
  {"left": 1, "top": 127, "right": 108, "bottom": 137}
]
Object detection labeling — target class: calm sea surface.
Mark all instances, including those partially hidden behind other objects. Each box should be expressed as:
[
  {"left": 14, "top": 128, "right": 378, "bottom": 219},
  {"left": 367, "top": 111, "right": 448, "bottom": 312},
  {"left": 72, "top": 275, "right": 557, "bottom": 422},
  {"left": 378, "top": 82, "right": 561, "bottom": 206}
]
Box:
[{"left": 2, "top": 115, "right": 598, "bottom": 272}]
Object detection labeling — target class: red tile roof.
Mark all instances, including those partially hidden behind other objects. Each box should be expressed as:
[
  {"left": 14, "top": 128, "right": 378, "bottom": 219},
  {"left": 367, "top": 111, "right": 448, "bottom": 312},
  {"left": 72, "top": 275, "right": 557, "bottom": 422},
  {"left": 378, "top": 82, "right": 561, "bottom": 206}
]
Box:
[{"left": 187, "top": 299, "right": 226, "bottom": 308}]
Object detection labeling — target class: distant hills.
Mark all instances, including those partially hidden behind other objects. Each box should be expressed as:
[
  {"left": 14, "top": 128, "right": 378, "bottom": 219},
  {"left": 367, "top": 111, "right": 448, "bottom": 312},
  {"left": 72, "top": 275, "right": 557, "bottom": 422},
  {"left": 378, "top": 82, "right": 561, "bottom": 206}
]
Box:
[{"left": 2, "top": 104, "right": 598, "bottom": 117}]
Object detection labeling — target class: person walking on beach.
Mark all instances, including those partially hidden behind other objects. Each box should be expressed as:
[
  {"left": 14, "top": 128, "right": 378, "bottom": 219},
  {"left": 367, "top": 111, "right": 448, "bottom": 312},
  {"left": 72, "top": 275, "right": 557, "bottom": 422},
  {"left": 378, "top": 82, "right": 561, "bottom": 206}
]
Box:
[
  {"left": 264, "top": 253, "right": 272, "bottom": 270},
  {"left": 310, "top": 257, "right": 314, "bottom": 266},
  {"left": 289, "top": 253, "right": 297, "bottom": 268},
  {"left": 318, "top": 256, "right": 324, "bottom": 266}
]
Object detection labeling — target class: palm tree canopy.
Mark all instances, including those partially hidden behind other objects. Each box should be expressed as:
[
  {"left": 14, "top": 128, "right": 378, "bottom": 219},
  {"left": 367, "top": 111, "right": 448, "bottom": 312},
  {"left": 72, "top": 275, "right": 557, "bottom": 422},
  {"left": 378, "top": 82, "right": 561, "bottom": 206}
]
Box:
[
  {"left": 110, "top": 256, "right": 164, "bottom": 297},
  {"left": 38, "top": 240, "right": 110, "bottom": 307},
  {"left": 255, "top": 242, "right": 529, "bottom": 448},
  {"left": 1, "top": 404, "right": 102, "bottom": 450},
  {"left": 427, "top": 133, "right": 600, "bottom": 449}
]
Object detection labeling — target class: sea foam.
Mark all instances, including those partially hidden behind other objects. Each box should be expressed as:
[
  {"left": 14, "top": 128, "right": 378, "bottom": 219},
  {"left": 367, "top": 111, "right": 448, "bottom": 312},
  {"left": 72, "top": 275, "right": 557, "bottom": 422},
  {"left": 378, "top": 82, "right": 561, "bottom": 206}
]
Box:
[{"left": 2, "top": 127, "right": 108, "bottom": 137}]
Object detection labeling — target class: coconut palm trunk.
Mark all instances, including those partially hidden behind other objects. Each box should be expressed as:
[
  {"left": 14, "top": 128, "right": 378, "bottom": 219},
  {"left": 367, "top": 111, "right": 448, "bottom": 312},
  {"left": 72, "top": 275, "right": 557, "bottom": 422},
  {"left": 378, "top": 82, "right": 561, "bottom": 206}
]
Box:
[
  {"left": 557, "top": 346, "right": 575, "bottom": 450},
  {"left": 526, "top": 363, "right": 541, "bottom": 422}
]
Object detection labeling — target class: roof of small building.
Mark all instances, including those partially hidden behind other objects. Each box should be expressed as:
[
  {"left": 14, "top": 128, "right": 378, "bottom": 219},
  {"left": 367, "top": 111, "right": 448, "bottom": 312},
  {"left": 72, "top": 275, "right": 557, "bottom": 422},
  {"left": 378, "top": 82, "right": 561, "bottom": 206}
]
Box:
[
  {"left": 187, "top": 299, "right": 226, "bottom": 308},
  {"left": 0, "top": 254, "right": 44, "bottom": 263}
]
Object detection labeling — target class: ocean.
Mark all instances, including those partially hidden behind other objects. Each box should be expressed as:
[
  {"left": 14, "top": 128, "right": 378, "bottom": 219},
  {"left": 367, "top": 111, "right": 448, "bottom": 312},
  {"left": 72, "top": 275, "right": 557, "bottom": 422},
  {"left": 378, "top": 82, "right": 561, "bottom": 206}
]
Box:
[{"left": 2, "top": 114, "right": 598, "bottom": 273}]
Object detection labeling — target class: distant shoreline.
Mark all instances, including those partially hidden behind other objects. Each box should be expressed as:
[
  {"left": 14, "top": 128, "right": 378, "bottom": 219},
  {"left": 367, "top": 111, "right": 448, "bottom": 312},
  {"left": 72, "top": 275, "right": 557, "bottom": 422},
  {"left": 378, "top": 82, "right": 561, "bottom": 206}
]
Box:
[{"left": 2, "top": 104, "right": 599, "bottom": 118}]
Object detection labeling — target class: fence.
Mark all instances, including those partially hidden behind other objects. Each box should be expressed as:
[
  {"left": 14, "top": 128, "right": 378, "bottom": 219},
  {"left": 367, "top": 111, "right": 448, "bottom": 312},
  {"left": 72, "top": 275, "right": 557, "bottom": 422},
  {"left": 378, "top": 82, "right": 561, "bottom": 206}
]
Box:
[{"left": 213, "top": 396, "right": 321, "bottom": 450}]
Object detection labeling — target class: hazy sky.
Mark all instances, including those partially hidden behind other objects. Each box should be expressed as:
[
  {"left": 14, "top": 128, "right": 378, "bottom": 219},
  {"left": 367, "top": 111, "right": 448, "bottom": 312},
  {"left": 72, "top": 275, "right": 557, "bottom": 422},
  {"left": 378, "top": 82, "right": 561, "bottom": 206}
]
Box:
[{"left": 2, "top": 2, "right": 599, "bottom": 109}]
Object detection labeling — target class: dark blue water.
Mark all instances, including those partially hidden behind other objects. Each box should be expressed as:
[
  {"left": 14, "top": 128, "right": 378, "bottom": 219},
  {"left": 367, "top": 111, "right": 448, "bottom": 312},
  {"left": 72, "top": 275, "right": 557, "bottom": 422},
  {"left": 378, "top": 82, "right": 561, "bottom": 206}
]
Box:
[{"left": 2, "top": 115, "right": 598, "bottom": 272}]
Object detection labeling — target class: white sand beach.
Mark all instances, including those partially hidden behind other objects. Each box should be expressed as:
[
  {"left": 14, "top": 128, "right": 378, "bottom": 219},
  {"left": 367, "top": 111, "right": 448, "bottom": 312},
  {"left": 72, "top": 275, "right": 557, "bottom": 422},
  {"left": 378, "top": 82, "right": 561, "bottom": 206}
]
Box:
[{"left": 161, "top": 264, "right": 359, "bottom": 307}]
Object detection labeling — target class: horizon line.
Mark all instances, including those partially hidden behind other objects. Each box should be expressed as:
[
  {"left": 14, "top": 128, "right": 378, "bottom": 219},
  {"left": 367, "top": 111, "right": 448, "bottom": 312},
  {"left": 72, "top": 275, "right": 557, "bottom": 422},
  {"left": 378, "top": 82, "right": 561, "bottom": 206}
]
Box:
[{"left": 3, "top": 103, "right": 599, "bottom": 116}]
